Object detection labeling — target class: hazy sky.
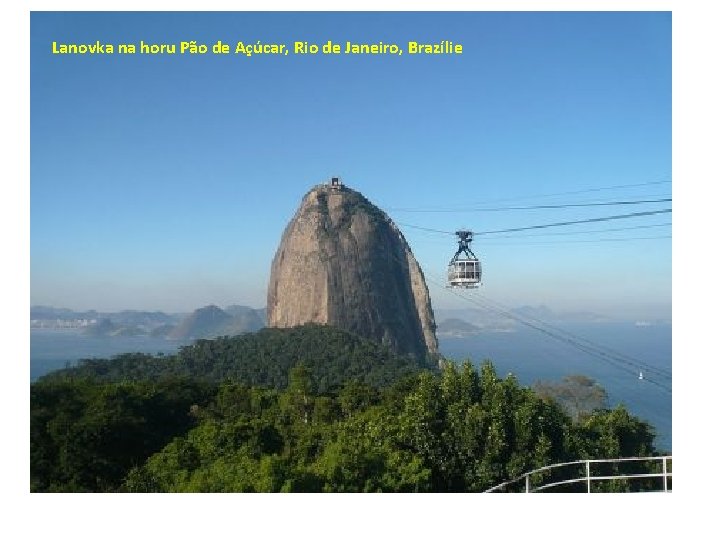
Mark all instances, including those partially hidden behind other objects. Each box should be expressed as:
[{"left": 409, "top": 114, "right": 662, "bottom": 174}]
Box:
[{"left": 30, "top": 11, "right": 671, "bottom": 318}]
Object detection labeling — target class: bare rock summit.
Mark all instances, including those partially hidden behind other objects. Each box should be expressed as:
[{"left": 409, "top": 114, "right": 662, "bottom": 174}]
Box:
[{"left": 267, "top": 180, "right": 438, "bottom": 359}]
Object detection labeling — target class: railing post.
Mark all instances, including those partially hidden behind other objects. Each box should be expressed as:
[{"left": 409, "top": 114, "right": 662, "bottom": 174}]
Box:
[
  {"left": 586, "top": 461, "right": 591, "bottom": 493},
  {"left": 525, "top": 474, "right": 530, "bottom": 493},
  {"left": 663, "top": 456, "right": 668, "bottom": 492}
]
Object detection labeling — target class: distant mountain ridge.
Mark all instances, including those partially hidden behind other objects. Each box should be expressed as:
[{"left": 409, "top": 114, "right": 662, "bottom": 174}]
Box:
[
  {"left": 167, "top": 306, "right": 231, "bottom": 339},
  {"left": 167, "top": 305, "right": 265, "bottom": 339},
  {"left": 436, "top": 318, "right": 483, "bottom": 337},
  {"left": 434, "top": 305, "right": 615, "bottom": 332},
  {"left": 82, "top": 318, "right": 147, "bottom": 337},
  {"left": 32, "top": 304, "right": 266, "bottom": 338},
  {"left": 31, "top": 306, "right": 177, "bottom": 325}
]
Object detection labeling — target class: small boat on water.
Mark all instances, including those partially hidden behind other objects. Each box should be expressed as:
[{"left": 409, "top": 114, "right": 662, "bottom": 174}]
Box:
[{"left": 638, "top": 371, "right": 644, "bottom": 380}]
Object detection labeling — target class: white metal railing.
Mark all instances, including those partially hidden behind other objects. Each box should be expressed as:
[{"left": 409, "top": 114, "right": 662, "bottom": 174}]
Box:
[{"left": 485, "top": 455, "right": 672, "bottom": 493}]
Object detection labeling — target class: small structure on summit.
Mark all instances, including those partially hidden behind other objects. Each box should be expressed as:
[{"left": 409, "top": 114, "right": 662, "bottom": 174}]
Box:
[{"left": 267, "top": 179, "right": 438, "bottom": 360}]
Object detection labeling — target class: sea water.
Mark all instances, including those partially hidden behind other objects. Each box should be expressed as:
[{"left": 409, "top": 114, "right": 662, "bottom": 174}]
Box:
[{"left": 30, "top": 329, "right": 192, "bottom": 381}]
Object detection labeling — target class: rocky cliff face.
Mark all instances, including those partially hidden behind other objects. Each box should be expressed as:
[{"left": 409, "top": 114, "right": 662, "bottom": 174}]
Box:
[{"left": 267, "top": 183, "right": 438, "bottom": 359}]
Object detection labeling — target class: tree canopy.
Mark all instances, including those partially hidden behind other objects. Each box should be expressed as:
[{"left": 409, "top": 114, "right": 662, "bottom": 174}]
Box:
[
  {"left": 39, "top": 324, "right": 435, "bottom": 392},
  {"left": 31, "top": 324, "right": 660, "bottom": 492}
]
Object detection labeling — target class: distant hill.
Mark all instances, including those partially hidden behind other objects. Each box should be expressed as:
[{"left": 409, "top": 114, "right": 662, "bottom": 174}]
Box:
[
  {"left": 168, "top": 305, "right": 232, "bottom": 339},
  {"left": 111, "top": 310, "right": 177, "bottom": 326},
  {"left": 40, "top": 324, "right": 436, "bottom": 392},
  {"left": 510, "top": 305, "right": 610, "bottom": 323},
  {"left": 223, "top": 305, "right": 265, "bottom": 332},
  {"left": 435, "top": 305, "right": 612, "bottom": 331},
  {"left": 31, "top": 304, "right": 266, "bottom": 336},
  {"left": 82, "top": 318, "right": 119, "bottom": 337},
  {"left": 168, "top": 305, "right": 265, "bottom": 340},
  {"left": 31, "top": 306, "right": 175, "bottom": 325},
  {"left": 112, "top": 325, "right": 147, "bottom": 337},
  {"left": 436, "top": 318, "right": 483, "bottom": 337},
  {"left": 224, "top": 304, "right": 258, "bottom": 318},
  {"left": 83, "top": 318, "right": 148, "bottom": 337},
  {"left": 31, "top": 306, "right": 89, "bottom": 320},
  {"left": 149, "top": 324, "right": 176, "bottom": 338}
]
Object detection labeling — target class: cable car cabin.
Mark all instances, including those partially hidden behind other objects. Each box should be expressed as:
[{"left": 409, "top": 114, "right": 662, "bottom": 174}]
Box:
[
  {"left": 447, "top": 230, "right": 482, "bottom": 288},
  {"left": 448, "top": 258, "right": 482, "bottom": 288}
]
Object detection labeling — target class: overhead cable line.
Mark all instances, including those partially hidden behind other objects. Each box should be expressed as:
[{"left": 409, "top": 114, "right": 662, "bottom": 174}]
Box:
[
  {"left": 479, "top": 179, "right": 672, "bottom": 205},
  {"left": 473, "top": 209, "right": 673, "bottom": 236},
  {"left": 389, "top": 197, "right": 671, "bottom": 213},
  {"left": 481, "top": 222, "right": 672, "bottom": 239},
  {"left": 425, "top": 275, "right": 672, "bottom": 393},
  {"left": 386, "top": 179, "right": 672, "bottom": 210},
  {"left": 437, "top": 269, "right": 672, "bottom": 380},
  {"left": 383, "top": 244, "right": 672, "bottom": 386},
  {"left": 516, "top": 178, "right": 671, "bottom": 200},
  {"left": 401, "top": 245, "right": 672, "bottom": 381},
  {"left": 391, "top": 223, "right": 672, "bottom": 245},
  {"left": 469, "top": 292, "right": 672, "bottom": 380},
  {"left": 396, "top": 208, "right": 672, "bottom": 237},
  {"left": 478, "top": 235, "right": 671, "bottom": 245}
]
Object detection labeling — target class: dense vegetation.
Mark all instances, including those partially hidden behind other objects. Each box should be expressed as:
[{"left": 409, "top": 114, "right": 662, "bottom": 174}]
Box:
[
  {"left": 31, "top": 377, "right": 214, "bottom": 491},
  {"left": 31, "top": 324, "right": 661, "bottom": 492},
  {"left": 40, "top": 324, "right": 435, "bottom": 392}
]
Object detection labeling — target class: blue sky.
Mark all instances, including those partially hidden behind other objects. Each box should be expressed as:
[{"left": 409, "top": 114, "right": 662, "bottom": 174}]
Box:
[{"left": 30, "top": 11, "right": 671, "bottom": 317}]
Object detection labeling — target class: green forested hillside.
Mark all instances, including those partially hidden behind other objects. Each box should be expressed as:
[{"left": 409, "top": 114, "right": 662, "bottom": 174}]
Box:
[
  {"left": 40, "top": 324, "right": 435, "bottom": 391},
  {"left": 31, "top": 324, "right": 659, "bottom": 493},
  {"left": 31, "top": 377, "right": 214, "bottom": 492}
]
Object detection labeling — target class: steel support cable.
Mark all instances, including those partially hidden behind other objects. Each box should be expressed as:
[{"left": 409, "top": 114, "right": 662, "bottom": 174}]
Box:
[
  {"left": 387, "top": 179, "right": 672, "bottom": 210},
  {"left": 467, "top": 292, "right": 672, "bottom": 380},
  {"left": 474, "top": 209, "right": 673, "bottom": 236},
  {"left": 479, "top": 222, "right": 672, "bottom": 239},
  {"left": 428, "top": 277, "right": 672, "bottom": 394},
  {"left": 389, "top": 197, "right": 672, "bottom": 213},
  {"left": 436, "top": 278, "right": 672, "bottom": 380},
  {"left": 434, "top": 280, "right": 635, "bottom": 378},
  {"left": 472, "top": 179, "right": 672, "bottom": 205},
  {"left": 385, "top": 219, "right": 672, "bottom": 390},
  {"left": 431, "top": 277, "right": 644, "bottom": 380},
  {"left": 390, "top": 223, "right": 672, "bottom": 245},
  {"left": 478, "top": 235, "right": 671, "bottom": 245},
  {"left": 417, "top": 258, "right": 672, "bottom": 384},
  {"left": 453, "top": 283, "right": 673, "bottom": 379},
  {"left": 396, "top": 208, "right": 672, "bottom": 237}
]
